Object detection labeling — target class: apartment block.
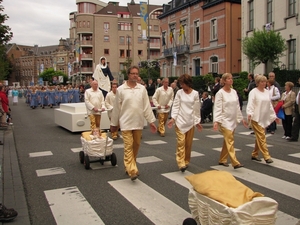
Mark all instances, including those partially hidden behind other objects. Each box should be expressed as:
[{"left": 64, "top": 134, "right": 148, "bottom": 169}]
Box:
[
  {"left": 159, "top": 0, "right": 241, "bottom": 77},
  {"left": 241, "top": 0, "right": 299, "bottom": 74},
  {"left": 71, "top": 0, "right": 163, "bottom": 83}
]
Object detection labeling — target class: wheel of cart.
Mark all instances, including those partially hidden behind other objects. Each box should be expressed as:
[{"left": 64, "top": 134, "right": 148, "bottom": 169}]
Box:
[{"left": 79, "top": 128, "right": 116, "bottom": 170}]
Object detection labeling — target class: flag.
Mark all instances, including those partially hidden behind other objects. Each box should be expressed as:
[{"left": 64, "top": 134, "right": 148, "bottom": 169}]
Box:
[
  {"left": 173, "top": 52, "right": 177, "bottom": 66},
  {"left": 140, "top": 2, "right": 148, "bottom": 40},
  {"left": 170, "top": 30, "right": 173, "bottom": 44},
  {"left": 179, "top": 25, "right": 184, "bottom": 40}
]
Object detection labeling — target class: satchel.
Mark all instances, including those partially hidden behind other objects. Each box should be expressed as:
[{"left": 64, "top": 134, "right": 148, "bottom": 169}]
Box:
[{"left": 277, "top": 108, "right": 285, "bottom": 120}]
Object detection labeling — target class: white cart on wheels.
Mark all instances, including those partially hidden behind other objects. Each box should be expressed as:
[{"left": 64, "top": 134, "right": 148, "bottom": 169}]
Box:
[{"left": 79, "top": 130, "right": 117, "bottom": 170}]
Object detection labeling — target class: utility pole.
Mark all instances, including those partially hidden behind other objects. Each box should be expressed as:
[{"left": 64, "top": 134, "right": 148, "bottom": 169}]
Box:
[{"left": 147, "top": 0, "right": 150, "bottom": 79}]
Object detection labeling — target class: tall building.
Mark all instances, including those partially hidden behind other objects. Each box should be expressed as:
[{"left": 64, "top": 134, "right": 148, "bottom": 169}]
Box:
[
  {"left": 70, "top": 0, "right": 163, "bottom": 83},
  {"left": 158, "top": 0, "right": 242, "bottom": 77},
  {"left": 241, "top": 0, "right": 299, "bottom": 74}
]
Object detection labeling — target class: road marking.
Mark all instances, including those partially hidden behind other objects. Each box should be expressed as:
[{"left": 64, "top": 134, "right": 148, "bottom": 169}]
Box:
[
  {"left": 206, "top": 134, "right": 223, "bottom": 139},
  {"left": 29, "top": 151, "right": 53, "bottom": 157},
  {"left": 288, "top": 153, "right": 300, "bottom": 159},
  {"left": 245, "top": 143, "right": 273, "bottom": 148},
  {"left": 191, "top": 151, "right": 204, "bottom": 157},
  {"left": 193, "top": 138, "right": 199, "bottom": 141},
  {"left": 36, "top": 167, "right": 66, "bottom": 177},
  {"left": 211, "top": 165, "right": 300, "bottom": 200},
  {"left": 44, "top": 186, "right": 104, "bottom": 225},
  {"left": 144, "top": 140, "right": 167, "bottom": 145},
  {"left": 238, "top": 131, "right": 254, "bottom": 135},
  {"left": 212, "top": 147, "right": 241, "bottom": 152},
  {"left": 70, "top": 147, "right": 82, "bottom": 153},
  {"left": 109, "top": 179, "right": 191, "bottom": 225},
  {"left": 89, "top": 163, "right": 118, "bottom": 170},
  {"left": 113, "top": 144, "right": 124, "bottom": 149},
  {"left": 252, "top": 158, "right": 300, "bottom": 175},
  {"left": 137, "top": 156, "right": 162, "bottom": 164}
]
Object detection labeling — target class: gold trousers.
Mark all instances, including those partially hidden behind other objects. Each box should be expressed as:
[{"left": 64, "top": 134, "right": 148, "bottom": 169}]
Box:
[
  {"left": 157, "top": 113, "right": 169, "bottom": 135},
  {"left": 218, "top": 125, "right": 240, "bottom": 167},
  {"left": 251, "top": 120, "right": 271, "bottom": 160},
  {"left": 89, "top": 114, "right": 101, "bottom": 130},
  {"left": 122, "top": 130, "right": 142, "bottom": 177},
  {"left": 175, "top": 125, "right": 194, "bottom": 169}
]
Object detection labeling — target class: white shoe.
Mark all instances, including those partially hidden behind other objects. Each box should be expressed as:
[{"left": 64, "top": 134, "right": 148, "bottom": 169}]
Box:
[
  {"left": 285, "top": 136, "right": 291, "bottom": 140},
  {"left": 282, "top": 136, "right": 286, "bottom": 139}
]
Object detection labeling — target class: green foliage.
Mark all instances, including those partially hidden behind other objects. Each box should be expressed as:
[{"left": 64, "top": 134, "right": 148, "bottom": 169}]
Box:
[
  {"left": 39, "top": 68, "right": 68, "bottom": 85},
  {"left": 272, "top": 68, "right": 300, "bottom": 86},
  {"left": 242, "top": 30, "right": 287, "bottom": 72},
  {"left": 138, "top": 60, "right": 160, "bottom": 81}
]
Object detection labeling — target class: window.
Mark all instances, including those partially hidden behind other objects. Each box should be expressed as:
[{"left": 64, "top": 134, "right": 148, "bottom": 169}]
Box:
[
  {"left": 104, "top": 49, "right": 109, "bottom": 55},
  {"left": 138, "top": 50, "right": 143, "bottom": 56},
  {"left": 288, "top": 39, "right": 296, "bottom": 70},
  {"left": 249, "top": 1, "right": 254, "bottom": 30},
  {"left": 104, "top": 22, "right": 110, "bottom": 29},
  {"left": 211, "top": 19, "right": 217, "bottom": 40},
  {"left": 87, "top": 21, "right": 90, "bottom": 28},
  {"left": 138, "top": 37, "right": 143, "bottom": 43},
  {"left": 120, "top": 50, "right": 125, "bottom": 57},
  {"left": 137, "top": 24, "right": 141, "bottom": 31},
  {"left": 194, "top": 20, "right": 200, "bottom": 44},
  {"left": 288, "top": 0, "right": 296, "bottom": 16},
  {"left": 104, "top": 35, "right": 109, "bottom": 42},
  {"left": 267, "top": 0, "right": 272, "bottom": 23},
  {"left": 119, "top": 63, "right": 124, "bottom": 71},
  {"left": 118, "top": 22, "right": 132, "bottom": 31},
  {"left": 154, "top": 25, "right": 159, "bottom": 31},
  {"left": 119, "top": 36, "right": 125, "bottom": 44},
  {"left": 194, "top": 59, "right": 201, "bottom": 76},
  {"left": 210, "top": 56, "right": 218, "bottom": 73},
  {"left": 126, "top": 36, "right": 131, "bottom": 44}
]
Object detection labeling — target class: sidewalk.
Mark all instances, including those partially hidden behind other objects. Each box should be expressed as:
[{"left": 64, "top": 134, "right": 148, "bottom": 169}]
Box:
[{"left": 0, "top": 126, "right": 30, "bottom": 225}]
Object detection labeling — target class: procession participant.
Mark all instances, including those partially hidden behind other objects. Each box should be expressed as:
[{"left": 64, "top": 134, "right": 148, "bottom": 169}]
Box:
[
  {"left": 105, "top": 83, "right": 118, "bottom": 139},
  {"left": 61, "top": 86, "right": 69, "bottom": 104},
  {"left": 92, "top": 57, "right": 114, "bottom": 98},
  {"left": 48, "top": 86, "right": 56, "bottom": 108},
  {"left": 12, "top": 88, "right": 19, "bottom": 105},
  {"left": 85, "top": 80, "right": 105, "bottom": 130},
  {"left": 152, "top": 78, "right": 174, "bottom": 137},
  {"left": 110, "top": 65, "right": 157, "bottom": 181},
  {"left": 29, "top": 88, "right": 38, "bottom": 109},
  {"left": 167, "top": 74, "right": 202, "bottom": 172}
]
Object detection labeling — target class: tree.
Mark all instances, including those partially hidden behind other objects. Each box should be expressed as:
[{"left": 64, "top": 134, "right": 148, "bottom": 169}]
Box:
[
  {"left": 242, "top": 29, "right": 287, "bottom": 74},
  {"left": 39, "top": 68, "right": 68, "bottom": 85},
  {"left": 0, "top": 0, "right": 13, "bottom": 80}
]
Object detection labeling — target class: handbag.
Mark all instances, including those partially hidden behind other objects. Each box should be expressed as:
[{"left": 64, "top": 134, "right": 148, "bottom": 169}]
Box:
[{"left": 277, "top": 108, "right": 285, "bottom": 120}]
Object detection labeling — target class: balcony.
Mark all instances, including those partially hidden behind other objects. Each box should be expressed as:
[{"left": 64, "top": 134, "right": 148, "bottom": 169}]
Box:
[
  {"left": 163, "top": 45, "right": 189, "bottom": 57},
  {"left": 150, "top": 42, "right": 161, "bottom": 49},
  {"left": 81, "top": 53, "right": 93, "bottom": 59},
  {"left": 80, "top": 40, "right": 93, "bottom": 46}
]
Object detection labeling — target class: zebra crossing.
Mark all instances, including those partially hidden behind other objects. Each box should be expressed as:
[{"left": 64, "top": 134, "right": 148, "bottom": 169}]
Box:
[{"left": 29, "top": 133, "right": 300, "bottom": 225}]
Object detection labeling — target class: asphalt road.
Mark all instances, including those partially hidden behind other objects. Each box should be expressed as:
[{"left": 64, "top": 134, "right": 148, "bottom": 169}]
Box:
[{"left": 10, "top": 99, "right": 300, "bottom": 225}]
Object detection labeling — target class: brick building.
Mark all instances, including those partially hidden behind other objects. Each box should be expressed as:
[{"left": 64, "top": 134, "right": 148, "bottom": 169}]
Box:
[{"left": 158, "top": 0, "right": 241, "bottom": 77}]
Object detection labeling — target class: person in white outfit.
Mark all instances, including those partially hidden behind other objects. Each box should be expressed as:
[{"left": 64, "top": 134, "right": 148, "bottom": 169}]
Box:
[
  {"left": 167, "top": 74, "right": 202, "bottom": 172},
  {"left": 213, "top": 73, "right": 247, "bottom": 169},
  {"left": 247, "top": 75, "right": 277, "bottom": 164},
  {"left": 152, "top": 78, "right": 174, "bottom": 137},
  {"left": 110, "top": 66, "right": 157, "bottom": 181},
  {"left": 105, "top": 83, "right": 118, "bottom": 139}
]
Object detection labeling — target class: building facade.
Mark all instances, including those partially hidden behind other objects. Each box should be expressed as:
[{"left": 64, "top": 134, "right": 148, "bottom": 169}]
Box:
[
  {"left": 158, "top": 0, "right": 241, "bottom": 77},
  {"left": 241, "top": 0, "right": 299, "bottom": 74},
  {"left": 70, "top": 0, "right": 163, "bottom": 83}
]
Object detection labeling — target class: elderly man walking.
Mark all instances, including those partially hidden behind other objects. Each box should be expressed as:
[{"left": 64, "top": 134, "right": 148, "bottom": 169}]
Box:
[
  {"left": 85, "top": 80, "right": 105, "bottom": 130},
  {"left": 110, "top": 65, "right": 157, "bottom": 181},
  {"left": 152, "top": 78, "right": 174, "bottom": 137}
]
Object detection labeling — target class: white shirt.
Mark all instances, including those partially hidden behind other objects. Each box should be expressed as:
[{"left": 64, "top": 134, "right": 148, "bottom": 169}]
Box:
[
  {"left": 84, "top": 88, "right": 105, "bottom": 115},
  {"left": 152, "top": 86, "right": 174, "bottom": 113},
  {"left": 247, "top": 88, "right": 277, "bottom": 128},
  {"left": 105, "top": 91, "right": 116, "bottom": 119},
  {"left": 171, "top": 89, "right": 201, "bottom": 133},
  {"left": 296, "top": 91, "right": 300, "bottom": 105},
  {"left": 267, "top": 85, "right": 280, "bottom": 101},
  {"left": 110, "top": 82, "right": 156, "bottom": 130},
  {"left": 213, "top": 88, "right": 243, "bottom": 131}
]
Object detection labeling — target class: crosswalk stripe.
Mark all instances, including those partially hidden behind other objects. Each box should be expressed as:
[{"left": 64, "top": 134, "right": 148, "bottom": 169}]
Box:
[
  {"left": 288, "top": 153, "right": 300, "bottom": 159},
  {"left": 246, "top": 143, "right": 273, "bottom": 148},
  {"left": 211, "top": 165, "right": 300, "bottom": 200},
  {"left": 212, "top": 147, "right": 241, "bottom": 152},
  {"left": 44, "top": 186, "right": 104, "bottom": 225},
  {"left": 29, "top": 151, "right": 53, "bottom": 157},
  {"left": 108, "top": 179, "right": 191, "bottom": 225},
  {"left": 70, "top": 147, "right": 82, "bottom": 153},
  {"left": 191, "top": 151, "right": 204, "bottom": 157},
  {"left": 36, "top": 167, "right": 66, "bottom": 177},
  {"left": 113, "top": 144, "right": 124, "bottom": 149},
  {"left": 144, "top": 140, "right": 167, "bottom": 145},
  {"left": 252, "top": 157, "right": 300, "bottom": 175},
  {"left": 163, "top": 171, "right": 299, "bottom": 225},
  {"left": 206, "top": 134, "right": 223, "bottom": 139},
  {"left": 136, "top": 156, "right": 162, "bottom": 164}
]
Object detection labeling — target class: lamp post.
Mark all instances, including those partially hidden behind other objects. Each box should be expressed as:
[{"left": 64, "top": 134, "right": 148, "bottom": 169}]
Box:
[{"left": 147, "top": 0, "right": 150, "bottom": 79}]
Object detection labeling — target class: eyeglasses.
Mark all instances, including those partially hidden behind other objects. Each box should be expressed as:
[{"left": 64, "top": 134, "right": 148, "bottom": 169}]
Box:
[{"left": 130, "top": 73, "right": 139, "bottom": 75}]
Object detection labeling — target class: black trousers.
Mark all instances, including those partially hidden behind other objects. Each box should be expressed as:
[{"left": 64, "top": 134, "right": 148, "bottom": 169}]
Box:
[
  {"left": 282, "top": 114, "right": 293, "bottom": 137},
  {"left": 291, "top": 106, "right": 300, "bottom": 140}
]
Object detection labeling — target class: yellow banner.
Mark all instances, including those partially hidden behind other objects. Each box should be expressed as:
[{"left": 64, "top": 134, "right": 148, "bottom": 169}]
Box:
[{"left": 140, "top": 2, "right": 148, "bottom": 39}]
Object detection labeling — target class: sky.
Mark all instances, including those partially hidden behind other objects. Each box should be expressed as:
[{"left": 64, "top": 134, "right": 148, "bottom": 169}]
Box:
[{"left": 2, "top": 0, "right": 169, "bottom": 47}]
